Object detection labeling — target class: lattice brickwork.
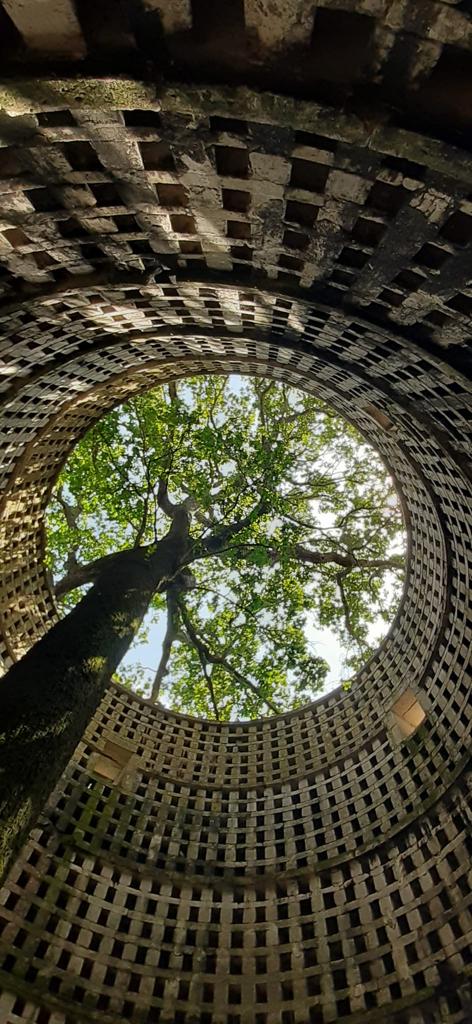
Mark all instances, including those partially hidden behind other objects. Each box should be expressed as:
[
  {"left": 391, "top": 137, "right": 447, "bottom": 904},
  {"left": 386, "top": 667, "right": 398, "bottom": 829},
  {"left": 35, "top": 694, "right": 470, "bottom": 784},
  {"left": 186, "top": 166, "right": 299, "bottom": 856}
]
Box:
[
  {"left": 0, "top": 277, "right": 471, "bottom": 1020},
  {"left": 0, "top": 92, "right": 471, "bottom": 355},
  {"left": 0, "top": 8, "right": 471, "bottom": 1019}
]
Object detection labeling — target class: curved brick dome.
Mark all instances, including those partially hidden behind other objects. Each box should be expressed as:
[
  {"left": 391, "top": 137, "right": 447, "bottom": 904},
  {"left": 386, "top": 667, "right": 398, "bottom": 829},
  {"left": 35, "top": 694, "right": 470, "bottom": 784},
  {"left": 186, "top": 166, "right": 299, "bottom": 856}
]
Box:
[{"left": 0, "top": 3, "right": 471, "bottom": 1022}]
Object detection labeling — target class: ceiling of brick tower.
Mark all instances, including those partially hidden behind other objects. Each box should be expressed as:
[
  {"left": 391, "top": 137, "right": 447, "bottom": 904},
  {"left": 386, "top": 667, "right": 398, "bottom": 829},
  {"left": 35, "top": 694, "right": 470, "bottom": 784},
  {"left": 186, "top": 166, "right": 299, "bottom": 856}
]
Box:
[
  {"left": 0, "top": 3, "right": 471, "bottom": 1024},
  {"left": 0, "top": 0, "right": 469, "bottom": 381}
]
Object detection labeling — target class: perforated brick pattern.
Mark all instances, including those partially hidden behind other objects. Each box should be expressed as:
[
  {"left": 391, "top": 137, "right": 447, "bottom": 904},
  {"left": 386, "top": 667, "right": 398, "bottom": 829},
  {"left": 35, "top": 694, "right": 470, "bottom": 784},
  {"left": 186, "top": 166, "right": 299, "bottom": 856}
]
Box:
[
  {"left": 0, "top": 0, "right": 471, "bottom": 144},
  {"left": 0, "top": 92, "right": 471, "bottom": 357},
  {"left": 0, "top": 7, "right": 471, "bottom": 1022},
  {"left": 0, "top": 276, "right": 470, "bottom": 1021}
]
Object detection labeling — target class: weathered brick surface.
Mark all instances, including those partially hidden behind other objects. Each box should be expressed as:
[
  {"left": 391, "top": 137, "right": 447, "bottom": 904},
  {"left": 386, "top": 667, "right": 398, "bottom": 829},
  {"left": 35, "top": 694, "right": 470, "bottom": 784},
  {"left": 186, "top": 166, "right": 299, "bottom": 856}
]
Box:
[
  {"left": 0, "top": 276, "right": 470, "bottom": 1021},
  {"left": 0, "top": 2, "right": 470, "bottom": 1021}
]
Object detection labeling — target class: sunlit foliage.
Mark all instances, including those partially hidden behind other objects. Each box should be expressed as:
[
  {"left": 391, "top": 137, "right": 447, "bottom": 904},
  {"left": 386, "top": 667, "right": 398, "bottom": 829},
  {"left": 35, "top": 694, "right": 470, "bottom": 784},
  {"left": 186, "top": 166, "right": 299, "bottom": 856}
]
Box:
[{"left": 46, "top": 376, "right": 405, "bottom": 720}]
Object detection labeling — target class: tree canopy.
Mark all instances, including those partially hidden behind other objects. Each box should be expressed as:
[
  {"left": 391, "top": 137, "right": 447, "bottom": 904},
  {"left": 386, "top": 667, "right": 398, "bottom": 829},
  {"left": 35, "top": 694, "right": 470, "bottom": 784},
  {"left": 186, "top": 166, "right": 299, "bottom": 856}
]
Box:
[{"left": 46, "top": 375, "right": 405, "bottom": 720}]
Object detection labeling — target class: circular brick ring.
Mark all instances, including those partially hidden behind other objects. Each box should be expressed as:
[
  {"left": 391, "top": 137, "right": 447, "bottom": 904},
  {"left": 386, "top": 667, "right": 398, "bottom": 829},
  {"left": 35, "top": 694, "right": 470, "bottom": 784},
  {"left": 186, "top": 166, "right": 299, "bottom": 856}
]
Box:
[{"left": 0, "top": 86, "right": 471, "bottom": 1023}]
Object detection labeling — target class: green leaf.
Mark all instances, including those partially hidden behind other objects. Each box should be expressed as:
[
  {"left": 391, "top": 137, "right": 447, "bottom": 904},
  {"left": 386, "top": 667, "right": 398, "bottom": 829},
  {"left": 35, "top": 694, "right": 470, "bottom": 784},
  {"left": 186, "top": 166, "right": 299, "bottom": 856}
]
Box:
[{"left": 46, "top": 374, "right": 406, "bottom": 721}]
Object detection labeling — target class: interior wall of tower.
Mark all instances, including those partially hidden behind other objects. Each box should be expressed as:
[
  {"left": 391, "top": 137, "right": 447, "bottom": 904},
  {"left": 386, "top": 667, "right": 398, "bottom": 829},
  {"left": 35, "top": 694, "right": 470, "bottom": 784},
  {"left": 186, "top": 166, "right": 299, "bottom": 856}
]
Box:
[{"left": 0, "top": 2, "right": 471, "bottom": 1021}]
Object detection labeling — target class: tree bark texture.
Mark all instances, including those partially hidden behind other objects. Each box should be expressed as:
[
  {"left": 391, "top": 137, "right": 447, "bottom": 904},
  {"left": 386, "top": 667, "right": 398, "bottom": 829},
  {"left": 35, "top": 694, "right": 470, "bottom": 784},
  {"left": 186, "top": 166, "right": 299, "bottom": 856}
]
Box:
[{"left": 0, "top": 528, "right": 187, "bottom": 884}]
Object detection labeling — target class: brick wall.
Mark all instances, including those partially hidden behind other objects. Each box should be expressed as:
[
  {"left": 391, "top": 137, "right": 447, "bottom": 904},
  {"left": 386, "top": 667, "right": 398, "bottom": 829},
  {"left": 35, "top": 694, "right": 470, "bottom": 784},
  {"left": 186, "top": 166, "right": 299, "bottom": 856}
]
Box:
[{"left": 0, "top": 5, "right": 471, "bottom": 1020}]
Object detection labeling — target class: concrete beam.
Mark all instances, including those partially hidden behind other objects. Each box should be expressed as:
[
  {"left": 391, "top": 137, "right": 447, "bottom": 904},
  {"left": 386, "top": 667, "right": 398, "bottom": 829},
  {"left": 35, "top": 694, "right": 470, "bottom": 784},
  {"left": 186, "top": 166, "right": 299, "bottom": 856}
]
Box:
[
  {"left": 141, "top": 0, "right": 192, "bottom": 34},
  {"left": 2, "top": 0, "right": 86, "bottom": 57},
  {"left": 0, "top": 78, "right": 159, "bottom": 115},
  {"left": 245, "top": 0, "right": 316, "bottom": 51}
]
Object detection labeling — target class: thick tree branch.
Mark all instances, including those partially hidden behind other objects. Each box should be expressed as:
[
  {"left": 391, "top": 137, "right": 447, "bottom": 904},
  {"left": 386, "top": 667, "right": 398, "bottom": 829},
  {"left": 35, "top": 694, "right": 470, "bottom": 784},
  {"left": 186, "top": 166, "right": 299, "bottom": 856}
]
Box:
[
  {"left": 56, "top": 487, "right": 81, "bottom": 531},
  {"left": 336, "top": 571, "right": 359, "bottom": 642},
  {"left": 0, "top": 516, "right": 192, "bottom": 883},
  {"left": 178, "top": 600, "right": 281, "bottom": 715},
  {"left": 130, "top": 403, "right": 156, "bottom": 547},
  {"left": 173, "top": 596, "right": 220, "bottom": 718},
  {"left": 193, "top": 637, "right": 221, "bottom": 721},
  {"left": 255, "top": 379, "right": 273, "bottom": 427},
  {"left": 196, "top": 497, "right": 269, "bottom": 557},
  {"left": 157, "top": 479, "right": 196, "bottom": 521},
  {"left": 133, "top": 488, "right": 150, "bottom": 548},
  {"left": 54, "top": 550, "right": 127, "bottom": 599},
  {"left": 157, "top": 478, "right": 176, "bottom": 518},
  {"left": 151, "top": 591, "right": 179, "bottom": 701},
  {"left": 194, "top": 537, "right": 404, "bottom": 573},
  {"left": 55, "top": 500, "right": 193, "bottom": 598},
  {"left": 151, "top": 385, "right": 179, "bottom": 515},
  {"left": 55, "top": 487, "right": 83, "bottom": 586},
  {"left": 293, "top": 545, "right": 404, "bottom": 571}
]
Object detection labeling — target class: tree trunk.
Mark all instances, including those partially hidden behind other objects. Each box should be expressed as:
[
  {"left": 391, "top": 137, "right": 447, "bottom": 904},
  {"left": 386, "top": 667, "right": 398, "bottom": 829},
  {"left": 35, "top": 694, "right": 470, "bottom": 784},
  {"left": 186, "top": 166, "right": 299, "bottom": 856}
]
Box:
[{"left": 0, "top": 528, "right": 187, "bottom": 884}]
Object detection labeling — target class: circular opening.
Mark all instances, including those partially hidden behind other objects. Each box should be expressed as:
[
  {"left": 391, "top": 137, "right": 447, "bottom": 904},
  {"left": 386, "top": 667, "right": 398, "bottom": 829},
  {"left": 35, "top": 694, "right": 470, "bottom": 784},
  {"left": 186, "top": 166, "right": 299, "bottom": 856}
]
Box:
[{"left": 45, "top": 374, "right": 406, "bottom": 720}]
